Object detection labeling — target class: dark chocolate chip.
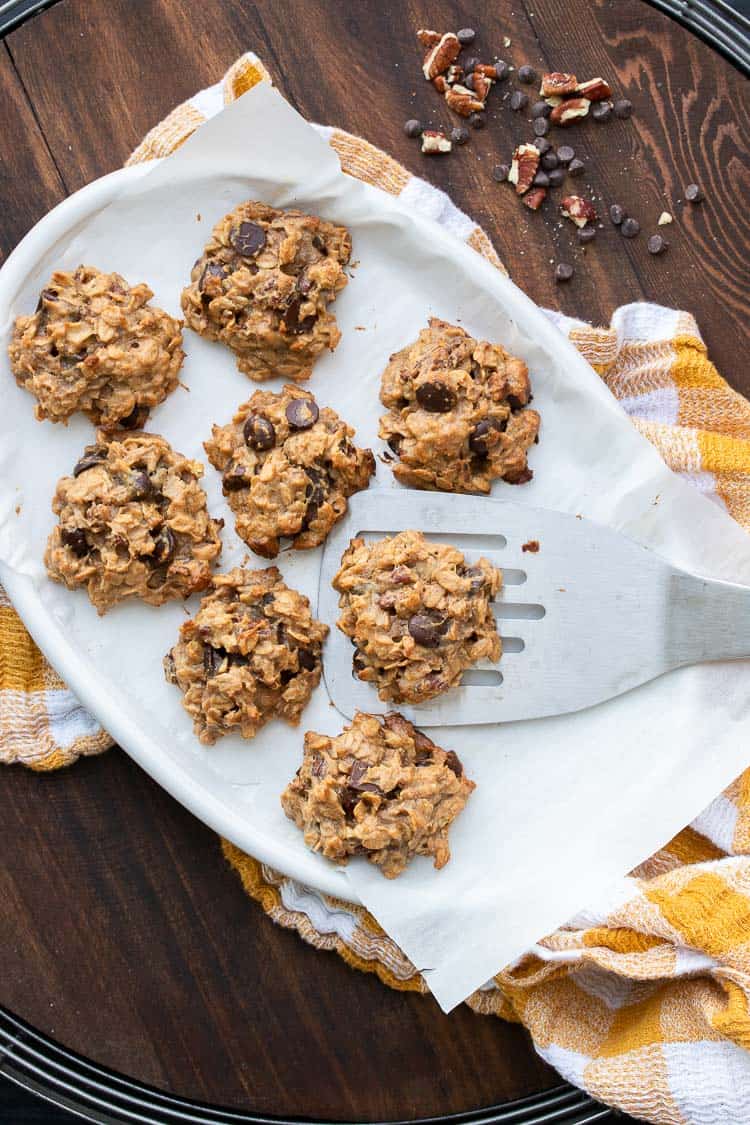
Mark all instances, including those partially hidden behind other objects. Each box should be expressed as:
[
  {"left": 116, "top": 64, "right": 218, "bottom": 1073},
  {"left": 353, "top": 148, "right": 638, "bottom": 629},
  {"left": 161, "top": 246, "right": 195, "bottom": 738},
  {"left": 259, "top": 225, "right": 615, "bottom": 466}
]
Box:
[
  {"left": 493, "top": 59, "right": 510, "bottom": 81},
  {"left": 352, "top": 649, "right": 367, "bottom": 674},
  {"left": 555, "top": 262, "right": 574, "bottom": 282},
  {"left": 509, "top": 90, "right": 528, "bottom": 111},
  {"left": 73, "top": 446, "right": 107, "bottom": 477},
  {"left": 609, "top": 203, "right": 625, "bottom": 225},
  {"left": 468, "top": 417, "right": 507, "bottom": 455},
  {"left": 203, "top": 645, "right": 227, "bottom": 677},
  {"left": 535, "top": 136, "right": 552, "bottom": 155},
  {"left": 451, "top": 126, "right": 471, "bottom": 145},
  {"left": 297, "top": 648, "right": 318, "bottom": 672},
  {"left": 404, "top": 119, "right": 422, "bottom": 138},
  {"left": 222, "top": 463, "right": 250, "bottom": 490},
  {"left": 444, "top": 750, "right": 463, "bottom": 777},
  {"left": 620, "top": 216, "right": 640, "bottom": 238},
  {"left": 533, "top": 170, "right": 550, "bottom": 188},
  {"left": 533, "top": 117, "right": 549, "bottom": 137},
  {"left": 386, "top": 434, "right": 402, "bottom": 455},
  {"left": 340, "top": 787, "right": 359, "bottom": 818},
  {"left": 647, "top": 233, "right": 668, "bottom": 255},
  {"left": 540, "top": 151, "right": 559, "bottom": 171},
  {"left": 229, "top": 221, "right": 266, "bottom": 257},
  {"left": 243, "top": 414, "right": 276, "bottom": 450},
  {"left": 685, "top": 183, "right": 703, "bottom": 203},
  {"left": 613, "top": 98, "right": 633, "bottom": 119},
  {"left": 577, "top": 226, "right": 597, "bottom": 243},
  {"left": 408, "top": 612, "right": 449, "bottom": 648},
  {"left": 518, "top": 64, "right": 537, "bottom": 84},
  {"left": 463, "top": 73, "right": 476, "bottom": 91},
  {"left": 151, "top": 526, "right": 176, "bottom": 566},
  {"left": 463, "top": 565, "right": 487, "bottom": 592},
  {"left": 547, "top": 167, "right": 566, "bottom": 187},
  {"left": 505, "top": 466, "right": 534, "bottom": 484},
  {"left": 492, "top": 163, "right": 510, "bottom": 182},
  {"left": 568, "top": 158, "right": 585, "bottom": 177},
  {"left": 468, "top": 111, "right": 486, "bottom": 129},
  {"left": 285, "top": 397, "right": 319, "bottom": 430},
  {"left": 60, "top": 527, "right": 89, "bottom": 557},
  {"left": 463, "top": 56, "right": 480, "bottom": 73},
  {"left": 531, "top": 100, "right": 551, "bottom": 119},
  {"left": 592, "top": 101, "right": 612, "bottom": 122},
  {"left": 130, "top": 471, "right": 153, "bottom": 499},
  {"left": 457, "top": 27, "right": 476, "bottom": 45},
  {"left": 282, "top": 296, "right": 316, "bottom": 335},
  {"left": 199, "top": 261, "right": 227, "bottom": 291},
  {"left": 557, "top": 145, "right": 575, "bottom": 165},
  {"left": 415, "top": 380, "right": 456, "bottom": 413},
  {"left": 117, "top": 403, "right": 149, "bottom": 430}
]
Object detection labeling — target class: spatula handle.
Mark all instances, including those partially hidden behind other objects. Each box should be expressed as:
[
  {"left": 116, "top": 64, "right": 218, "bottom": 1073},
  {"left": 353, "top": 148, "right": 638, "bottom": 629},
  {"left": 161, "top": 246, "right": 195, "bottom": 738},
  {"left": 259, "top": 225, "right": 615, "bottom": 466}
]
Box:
[{"left": 669, "top": 572, "right": 750, "bottom": 666}]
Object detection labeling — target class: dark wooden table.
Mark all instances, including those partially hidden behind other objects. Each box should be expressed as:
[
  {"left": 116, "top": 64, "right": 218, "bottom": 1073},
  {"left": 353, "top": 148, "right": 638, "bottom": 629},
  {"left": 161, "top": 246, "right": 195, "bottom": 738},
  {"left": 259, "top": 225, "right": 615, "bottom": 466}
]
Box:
[{"left": 0, "top": 1, "right": 747, "bottom": 1121}]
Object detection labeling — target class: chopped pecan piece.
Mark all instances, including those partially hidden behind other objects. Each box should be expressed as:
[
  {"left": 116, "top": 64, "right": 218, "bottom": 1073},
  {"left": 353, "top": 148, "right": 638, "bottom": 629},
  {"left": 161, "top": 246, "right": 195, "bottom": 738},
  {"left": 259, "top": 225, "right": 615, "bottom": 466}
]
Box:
[
  {"left": 550, "top": 97, "right": 591, "bottom": 126},
  {"left": 471, "top": 71, "right": 493, "bottom": 101},
  {"left": 560, "top": 195, "right": 597, "bottom": 228},
  {"left": 445, "top": 83, "right": 485, "bottom": 116},
  {"left": 422, "top": 32, "right": 461, "bottom": 80},
  {"left": 417, "top": 28, "right": 442, "bottom": 48},
  {"left": 508, "top": 143, "right": 540, "bottom": 195},
  {"left": 540, "top": 72, "right": 578, "bottom": 97},
  {"left": 433, "top": 75, "right": 449, "bottom": 93},
  {"left": 421, "top": 130, "right": 452, "bottom": 154},
  {"left": 446, "top": 63, "right": 464, "bottom": 85},
  {"left": 575, "top": 77, "right": 612, "bottom": 101},
  {"left": 523, "top": 187, "right": 547, "bottom": 211}
]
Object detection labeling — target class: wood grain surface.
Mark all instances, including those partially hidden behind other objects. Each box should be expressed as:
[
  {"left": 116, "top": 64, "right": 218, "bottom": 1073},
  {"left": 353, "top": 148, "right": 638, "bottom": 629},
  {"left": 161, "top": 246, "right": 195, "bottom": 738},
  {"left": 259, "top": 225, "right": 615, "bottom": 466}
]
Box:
[{"left": 0, "top": 0, "right": 747, "bottom": 1118}]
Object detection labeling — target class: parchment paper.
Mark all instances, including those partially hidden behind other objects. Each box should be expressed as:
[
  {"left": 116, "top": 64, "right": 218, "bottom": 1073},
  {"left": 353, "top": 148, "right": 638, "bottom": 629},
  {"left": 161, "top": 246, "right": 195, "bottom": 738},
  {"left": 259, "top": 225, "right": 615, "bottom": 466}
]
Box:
[{"left": 2, "top": 82, "right": 750, "bottom": 1012}]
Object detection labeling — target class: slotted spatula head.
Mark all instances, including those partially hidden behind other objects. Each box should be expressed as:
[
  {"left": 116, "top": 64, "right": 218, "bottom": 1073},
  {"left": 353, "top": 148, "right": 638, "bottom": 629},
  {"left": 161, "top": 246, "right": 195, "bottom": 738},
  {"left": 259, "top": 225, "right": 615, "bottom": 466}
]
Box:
[{"left": 317, "top": 489, "right": 743, "bottom": 727}]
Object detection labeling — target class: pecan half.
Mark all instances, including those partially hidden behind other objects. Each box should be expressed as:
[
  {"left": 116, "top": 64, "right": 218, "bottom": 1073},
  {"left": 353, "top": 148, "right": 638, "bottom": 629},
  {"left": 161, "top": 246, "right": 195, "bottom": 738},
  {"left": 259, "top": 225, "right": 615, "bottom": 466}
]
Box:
[
  {"left": 422, "top": 32, "right": 461, "bottom": 80},
  {"left": 560, "top": 195, "right": 597, "bottom": 228},
  {"left": 471, "top": 71, "right": 493, "bottom": 101},
  {"left": 421, "top": 130, "right": 452, "bottom": 154},
  {"left": 550, "top": 97, "right": 591, "bottom": 126},
  {"left": 523, "top": 187, "right": 547, "bottom": 211},
  {"left": 417, "top": 28, "right": 442, "bottom": 48},
  {"left": 575, "top": 77, "right": 612, "bottom": 101},
  {"left": 445, "top": 83, "right": 485, "bottom": 116},
  {"left": 540, "top": 72, "right": 578, "bottom": 97},
  {"left": 508, "top": 143, "right": 540, "bottom": 195}
]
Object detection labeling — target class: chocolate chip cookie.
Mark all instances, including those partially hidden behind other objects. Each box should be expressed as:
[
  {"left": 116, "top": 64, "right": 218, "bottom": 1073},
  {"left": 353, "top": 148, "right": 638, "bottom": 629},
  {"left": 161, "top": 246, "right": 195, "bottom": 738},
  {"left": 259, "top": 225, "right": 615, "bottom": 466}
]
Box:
[
  {"left": 333, "top": 530, "right": 502, "bottom": 704},
  {"left": 204, "top": 384, "right": 375, "bottom": 559},
  {"left": 45, "top": 431, "right": 222, "bottom": 614},
  {"left": 281, "top": 710, "right": 475, "bottom": 878},
  {"left": 9, "top": 265, "right": 184, "bottom": 428},
  {"left": 164, "top": 566, "right": 328, "bottom": 745},
  {"left": 181, "top": 202, "right": 351, "bottom": 382},
  {"left": 379, "top": 318, "right": 539, "bottom": 492}
]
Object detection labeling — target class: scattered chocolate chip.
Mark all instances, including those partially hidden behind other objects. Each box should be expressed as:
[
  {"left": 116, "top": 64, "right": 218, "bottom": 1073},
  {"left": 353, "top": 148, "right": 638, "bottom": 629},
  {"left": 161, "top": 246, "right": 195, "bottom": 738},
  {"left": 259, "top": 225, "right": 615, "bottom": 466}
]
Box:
[
  {"left": 340, "top": 787, "right": 359, "bottom": 818},
  {"left": 533, "top": 117, "right": 550, "bottom": 137},
  {"left": 518, "top": 64, "right": 537, "bottom": 84},
  {"left": 243, "top": 414, "right": 276, "bottom": 450},
  {"left": 556, "top": 145, "right": 575, "bottom": 165},
  {"left": 60, "top": 527, "right": 89, "bottom": 557},
  {"left": 547, "top": 167, "right": 566, "bottom": 187},
  {"left": 468, "top": 417, "right": 506, "bottom": 455},
  {"left": 613, "top": 98, "right": 633, "bottom": 119},
  {"left": 151, "top": 526, "right": 176, "bottom": 566},
  {"left": 568, "top": 157, "right": 585, "bottom": 177},
  {"left": 457, "top": 27, "right": 476, "bottom": 45},
  {"left": 492, "top": 163, "right": 510, "bottom": 182},
  {"left": 509, "top": 90, "right": 528, "bottom": 111},
  {"left": 73, "top": 447, "right": 107, "bottom": 477},
  {"left": 444, "top": 750, "right": 463, "bottom": 777},
  {"left": 223, "top": 463, "right": 250, "bottom": 490},
  {"left": 203, "top": 645, "right": 227, "bottom": 677},
  {"left": 130, "top": 471, "right": 153, "bottom": 499},
  {"left": 620, "top": 216, "right": 640, "bottom": 238},
  {"left": 505, "top": 466, "right": 534, "bottom": 484},
  {"left": 685, "top": 183, "right": 703, "bottom": 203},
  {"left": 533, "top": 170, "right": 550, "bottom": 188},
  {"left": 577, "top": 226, "right": 597, "bottom": 243},
  {"left": 297, "top": 648, "right": 318, "bottom": 671},
  {"left": 609, "top": 203, "right": 625, "bottom": 225},
  {"left": 535, "top": 136, "right": 552, "bottom": 155},
  {"left": 117, "top": 403, "right": 149, "bottom": 430},
  {"left": 540, "top": 151, "right": 559, "bottom": 171},
  {"left": 229, "top": 221, "right": 266, "bottom": 258},
  {"left": 463, "top": 56, "right": 480, "bottom": 73},
  {"left": 493, "top": 59, "right": 510, "bottom": 81},
  {"left": 464, "top": 73, "right": 477, "bottom": 92},
  {"left": 592, "top": 101, "right": 612, "bottom": 122},
  {"left": 451, "top": 125, "right": 471, "bottom": 145},
  {"left": 647, "top": 233, "right": 668, "bottom": 255},
  {"left": 408, "top": 612, "right": 449, "bottom": 648},
  {"left": 555, "top": 262, "right": 574, "bottom": 282},
  {"left": 352, "top": 649, "right": 367, "bottom": 674},
  {"left": 469, "top": 111, "right": 486, "bottom": 129},
  {"left": 199, "top": 261, "right": 226, "bottom": 292},
  {"left": 531, "top": 100, "right": 551, "bottom": 119},
  {"left": 404, "top": 118, "right": 422, "bottom": 138},
  {"left": 285, "top": 397, "right": 319, "bottom": 430},
  {"left": 415, "top": 380, "right": 456, "bottom": 413}
]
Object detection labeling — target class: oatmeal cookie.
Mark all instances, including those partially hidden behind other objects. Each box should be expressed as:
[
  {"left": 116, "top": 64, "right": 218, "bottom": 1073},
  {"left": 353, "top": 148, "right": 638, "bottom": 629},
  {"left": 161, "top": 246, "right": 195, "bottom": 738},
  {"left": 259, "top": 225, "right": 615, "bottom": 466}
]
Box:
[
  {"left": 45, "top": 431, "right": 222, "bottom": 614},
  {"left": 164, "top": 567, "right": 328, "bottom": 745},
  {"left": 333, "top": 530, "right": 502, "bottom": 704},
  {"left": 181, "top": 202, "right": 351, "bottom": 382},
  {"left": 9, "top": 265, "right": 184, "bottom": 428},
  {"left": 281, "top": 711, "right": 475, "bottom": 878},
  {"left": 379, "top": 318, "right": 539, "bottom": 492},
  {"left": 204, "top": 384, "right": 375, "bottom": 558}
]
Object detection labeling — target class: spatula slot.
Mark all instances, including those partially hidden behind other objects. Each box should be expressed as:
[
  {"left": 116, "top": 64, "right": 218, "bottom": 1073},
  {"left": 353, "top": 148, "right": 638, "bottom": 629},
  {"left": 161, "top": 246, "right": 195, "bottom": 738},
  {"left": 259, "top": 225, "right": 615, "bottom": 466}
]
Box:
[
  {"left": 500, "top": 636, "right": 525, "bottom": 653},
  {"left": 493, "top": 602, "right": 546, "bottom": 620},
  {"left": 501, "top": 569, "right": 527, "bottom": 586},
  {"left": 461, "top": 669, "right": 504, "bottom": 686}
]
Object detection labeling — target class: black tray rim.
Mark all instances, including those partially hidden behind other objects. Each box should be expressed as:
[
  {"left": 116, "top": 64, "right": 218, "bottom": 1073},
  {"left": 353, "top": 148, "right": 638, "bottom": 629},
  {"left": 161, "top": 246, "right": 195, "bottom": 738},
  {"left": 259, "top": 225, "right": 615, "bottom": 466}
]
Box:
[{"left": 0, "top": 0, "right": 746, "bottom": 1122}]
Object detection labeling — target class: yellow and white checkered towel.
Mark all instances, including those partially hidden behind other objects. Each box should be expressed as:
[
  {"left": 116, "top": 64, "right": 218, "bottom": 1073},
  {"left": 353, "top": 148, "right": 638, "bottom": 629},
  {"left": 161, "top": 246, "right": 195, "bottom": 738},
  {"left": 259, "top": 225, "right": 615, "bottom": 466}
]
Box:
[{"left": 4, "top": 54, "right": 750, "bottom": 1124}]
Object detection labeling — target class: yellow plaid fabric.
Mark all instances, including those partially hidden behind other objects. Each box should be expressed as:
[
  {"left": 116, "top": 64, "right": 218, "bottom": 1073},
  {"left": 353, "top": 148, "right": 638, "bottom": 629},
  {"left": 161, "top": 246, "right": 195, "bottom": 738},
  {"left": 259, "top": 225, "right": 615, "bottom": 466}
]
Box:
[{"left": 4, "top": 53, "right": 750, "bottom": 1123}]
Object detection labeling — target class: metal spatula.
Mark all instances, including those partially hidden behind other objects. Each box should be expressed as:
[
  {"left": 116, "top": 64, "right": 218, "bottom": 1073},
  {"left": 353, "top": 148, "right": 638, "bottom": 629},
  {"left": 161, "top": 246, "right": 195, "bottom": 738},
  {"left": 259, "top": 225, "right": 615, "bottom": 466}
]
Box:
[{"left": 316, "top": 489, "right": 749, "bottom": 727}]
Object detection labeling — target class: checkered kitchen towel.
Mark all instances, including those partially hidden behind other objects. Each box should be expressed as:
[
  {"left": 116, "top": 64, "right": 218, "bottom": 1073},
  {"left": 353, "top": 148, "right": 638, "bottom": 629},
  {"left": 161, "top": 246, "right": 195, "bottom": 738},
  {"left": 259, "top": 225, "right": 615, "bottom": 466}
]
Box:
[{"left": 5, "top": 54, "right": 750, "bottom": 1124}]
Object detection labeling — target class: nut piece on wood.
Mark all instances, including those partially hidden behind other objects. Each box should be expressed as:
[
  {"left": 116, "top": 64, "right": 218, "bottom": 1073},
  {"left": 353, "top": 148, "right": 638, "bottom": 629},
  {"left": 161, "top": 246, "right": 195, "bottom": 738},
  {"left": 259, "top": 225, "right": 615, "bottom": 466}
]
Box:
[
  {"left": 508, "top": 143, "right": 540, "bottom": 195},
  {"left": 550, "top": 97, "right": 591, "bottom": 126},
  {"left": 576, "top": 76, "right": 612, "bottom": 101},
  {"left": 422, "top": 32, "right": 461, "bottom": 80},
  {"left": 417, "top": 28, "right": 442, "bottom": 48},
  {"left": 433, "top": 75, "right": 449, "bottom": 93},
  {"left": 540, "top": 72, "right": 578, "bottom": 97},
  {"left": 524, "top": 187, "right": 547, "bottom": 211},
  {"left": 475, "top": 63, "right": 499, "bottom": 79},
  {"left": 560, "top": 195, "right": 597, "bottom": 228},
  {"left": 471, "top": 71, "right": 494, "bottom": 101},
  {"left": 445, "top": 83, "right": 486, "bottom": 116},
  {"left": 421, "top": 130, "right": 452, "bottom": 155},
  {"left": 446, "top": 64, "right": 464, "bottom": 85}
]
